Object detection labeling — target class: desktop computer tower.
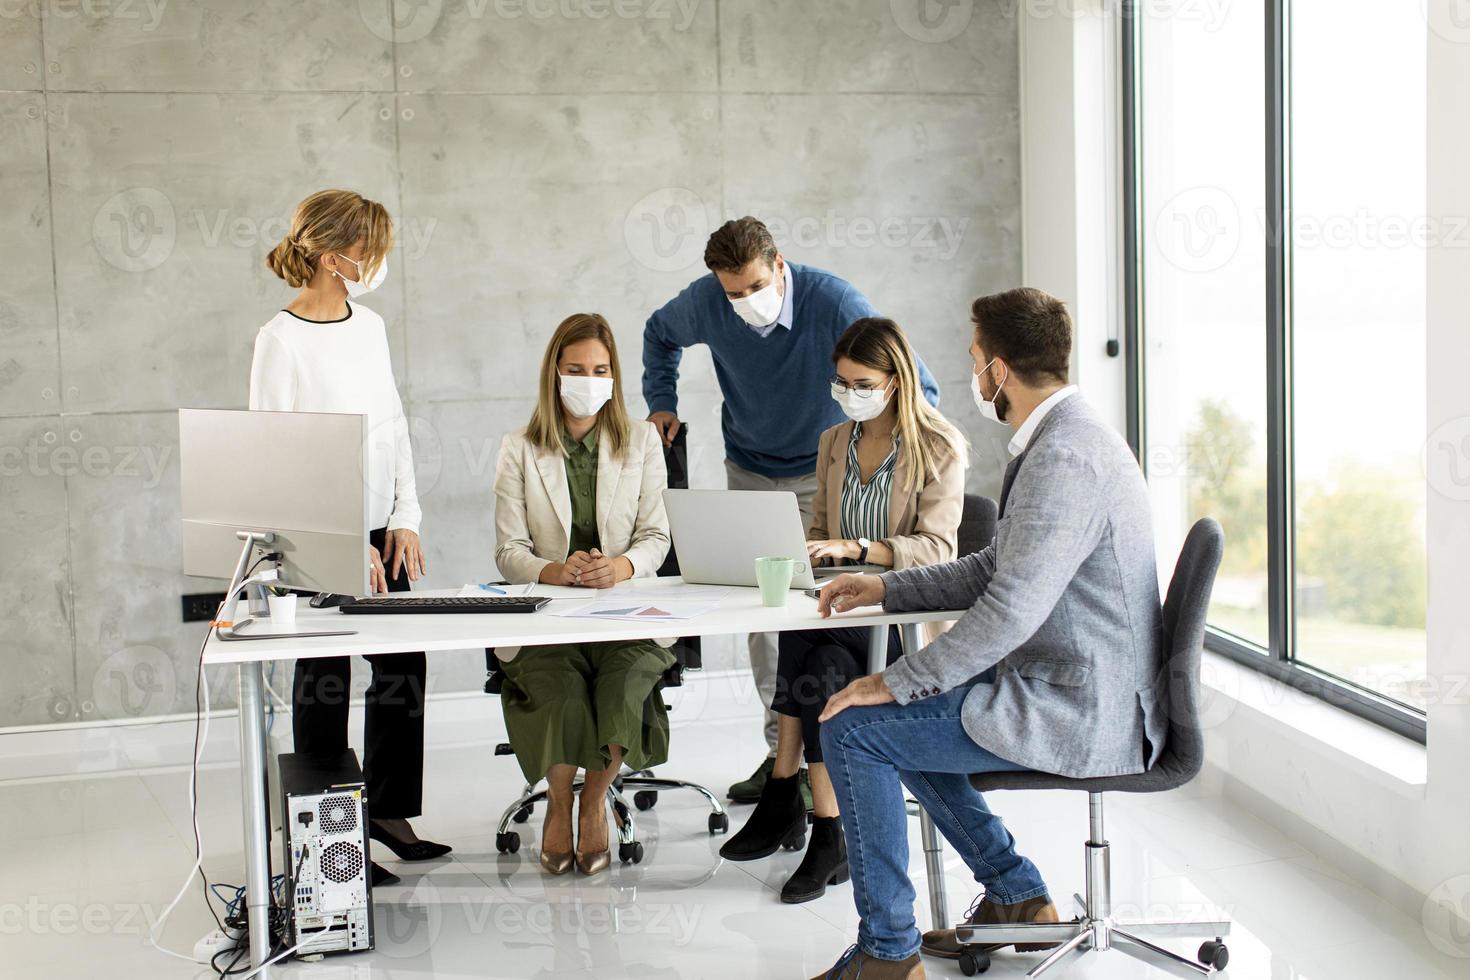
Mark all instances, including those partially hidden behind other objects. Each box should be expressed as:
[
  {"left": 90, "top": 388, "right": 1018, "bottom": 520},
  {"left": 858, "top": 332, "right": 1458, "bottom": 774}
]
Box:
[{"left": 279, "top": 750, "right": 374, "bottom": 956}]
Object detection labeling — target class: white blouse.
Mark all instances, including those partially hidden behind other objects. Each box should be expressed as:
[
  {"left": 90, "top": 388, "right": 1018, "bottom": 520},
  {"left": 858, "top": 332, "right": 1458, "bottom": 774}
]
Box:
[{"left": 247, "top": 302, "right": 421, "bottom": 533}]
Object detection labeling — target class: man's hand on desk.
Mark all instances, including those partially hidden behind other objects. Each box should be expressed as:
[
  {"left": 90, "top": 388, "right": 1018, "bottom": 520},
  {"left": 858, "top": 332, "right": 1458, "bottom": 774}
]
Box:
[
  {"left": 816, "top": 573, "right": 886, "bottom": 618},
  {"left": 818, "top": 673, "right": 895, "bottom": 722},
  {"left": 369, "top": 546, "right": 388, "bottom": 594},
  {"left": 383, "top": 528, "right": 426, "bottom": 582}
]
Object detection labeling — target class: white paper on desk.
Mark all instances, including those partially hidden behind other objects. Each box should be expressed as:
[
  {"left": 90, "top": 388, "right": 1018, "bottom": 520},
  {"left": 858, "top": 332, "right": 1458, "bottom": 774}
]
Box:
[
  {"left": 553, "top": 599, "right": 718, "bottom": 622},
  {"left": 456, "top": 583, "right": 537, "bottom": 598}
]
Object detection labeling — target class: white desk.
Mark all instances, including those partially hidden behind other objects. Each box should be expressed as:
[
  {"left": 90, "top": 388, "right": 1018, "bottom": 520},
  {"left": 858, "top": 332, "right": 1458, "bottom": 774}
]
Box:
[{"left": 205, "top": 579, "right": 962, "bottom": 977}]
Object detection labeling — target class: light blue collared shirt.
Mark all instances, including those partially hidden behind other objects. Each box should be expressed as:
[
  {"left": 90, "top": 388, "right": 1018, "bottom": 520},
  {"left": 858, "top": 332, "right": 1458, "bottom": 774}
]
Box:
[{"left": 747, "top": 261, "right": 796, "bottom": 339}]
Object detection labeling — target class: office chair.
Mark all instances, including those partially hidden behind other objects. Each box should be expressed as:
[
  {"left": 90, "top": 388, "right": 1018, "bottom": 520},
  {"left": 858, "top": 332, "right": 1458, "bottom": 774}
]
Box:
[
  {"left": 944, "top": 517, "right": 1230, "bottom": 978},
  {"left": 487, "top": 425, "right": 727, "bottom": 863}
]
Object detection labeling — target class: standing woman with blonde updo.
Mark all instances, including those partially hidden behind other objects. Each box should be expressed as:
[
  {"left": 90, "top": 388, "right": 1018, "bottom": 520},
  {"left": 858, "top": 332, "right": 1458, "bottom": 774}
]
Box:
[{"left": 251, "top": 189, "right": 449, "bottom": 885}]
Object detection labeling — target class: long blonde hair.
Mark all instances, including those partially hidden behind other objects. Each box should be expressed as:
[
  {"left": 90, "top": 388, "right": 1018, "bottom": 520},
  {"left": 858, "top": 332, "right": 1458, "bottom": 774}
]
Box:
[
  {"left": 266, "top": 189, "right": 393, "bottom": 289},
  {"left": 834, "top": 317, "right": 968, "bottom": 493},
  {"left": 526, "top": 313, "right": 633, "bottom": 458}
]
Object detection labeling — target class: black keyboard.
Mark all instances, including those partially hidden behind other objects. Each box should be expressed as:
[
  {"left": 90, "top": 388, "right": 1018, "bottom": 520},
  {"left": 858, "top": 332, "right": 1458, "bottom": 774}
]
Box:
[{"left": 338, "top": 596, "right": 551, "bottom": 615}]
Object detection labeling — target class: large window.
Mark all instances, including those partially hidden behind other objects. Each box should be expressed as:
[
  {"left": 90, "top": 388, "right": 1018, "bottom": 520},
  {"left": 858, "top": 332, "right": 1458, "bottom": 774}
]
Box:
[{"left": 1126, "top": 0, "right": 1427, "bottom": 739}]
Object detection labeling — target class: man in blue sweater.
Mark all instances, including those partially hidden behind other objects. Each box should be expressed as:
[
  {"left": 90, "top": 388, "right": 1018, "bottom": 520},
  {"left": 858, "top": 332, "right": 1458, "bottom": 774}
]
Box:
[{"left": 642, "top": 216, "right": 940, "bottom": 802}]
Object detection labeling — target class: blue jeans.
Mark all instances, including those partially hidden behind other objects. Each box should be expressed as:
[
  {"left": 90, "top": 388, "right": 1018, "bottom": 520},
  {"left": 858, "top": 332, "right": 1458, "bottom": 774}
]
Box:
[{"left": 820, "top": 685, "right": 1051, "bottom": 961}]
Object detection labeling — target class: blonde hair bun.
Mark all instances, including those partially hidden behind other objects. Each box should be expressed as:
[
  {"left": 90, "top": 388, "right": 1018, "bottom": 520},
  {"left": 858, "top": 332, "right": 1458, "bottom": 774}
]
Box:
[{"left": 264, "top": 189, "right": 393, "bottom": 289}]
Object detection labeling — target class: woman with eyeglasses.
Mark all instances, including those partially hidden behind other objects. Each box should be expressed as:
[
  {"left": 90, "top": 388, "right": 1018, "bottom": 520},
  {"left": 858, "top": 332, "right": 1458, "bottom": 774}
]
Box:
[{"left": 718, "top": 317, "right": 967, "bottom": 904}]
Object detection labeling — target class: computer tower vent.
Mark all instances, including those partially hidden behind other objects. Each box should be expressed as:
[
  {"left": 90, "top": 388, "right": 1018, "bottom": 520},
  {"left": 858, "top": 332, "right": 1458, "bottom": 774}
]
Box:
[
  {"left": 320, "top": 841, "right": 364, "bottom": 883},
  {"left": 318, "top": 794, "right": 359, "bottom": 835}
]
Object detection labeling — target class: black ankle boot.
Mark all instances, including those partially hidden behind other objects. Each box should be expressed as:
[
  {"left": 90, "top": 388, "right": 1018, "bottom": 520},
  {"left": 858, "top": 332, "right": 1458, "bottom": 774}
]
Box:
[
  {"left": 780, "top": 816, "right": 847, "bottom": 904},
  {"left": 718, "top": 773, "right": 807, "bottom": 861}
]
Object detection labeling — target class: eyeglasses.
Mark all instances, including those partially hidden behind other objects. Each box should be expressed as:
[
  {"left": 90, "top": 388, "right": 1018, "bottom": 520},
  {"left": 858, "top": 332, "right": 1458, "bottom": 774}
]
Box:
[{"left": 829, "top": 376, "right": 893, "bottom": 399}]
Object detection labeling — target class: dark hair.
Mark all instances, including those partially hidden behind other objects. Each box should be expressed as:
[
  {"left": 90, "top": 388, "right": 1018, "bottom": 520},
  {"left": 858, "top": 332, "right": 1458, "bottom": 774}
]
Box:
[
  {"left": 704, "top": 216, "right": 777, "bottom": 273},
  {"left": 969, "top": 287, "right": 1072, "bottom": 385}
]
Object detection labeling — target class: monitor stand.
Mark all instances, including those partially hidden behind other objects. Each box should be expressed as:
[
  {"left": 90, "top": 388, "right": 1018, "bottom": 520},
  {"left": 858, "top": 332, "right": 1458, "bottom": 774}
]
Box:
[{"left": 213, "top": 530, "right": 356, "bottom": 642}]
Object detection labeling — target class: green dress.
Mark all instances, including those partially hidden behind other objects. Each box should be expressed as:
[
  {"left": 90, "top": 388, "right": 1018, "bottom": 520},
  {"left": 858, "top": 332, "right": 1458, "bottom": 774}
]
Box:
[{"left": 499, "top": 426, "right": 676, "bottom": 783}]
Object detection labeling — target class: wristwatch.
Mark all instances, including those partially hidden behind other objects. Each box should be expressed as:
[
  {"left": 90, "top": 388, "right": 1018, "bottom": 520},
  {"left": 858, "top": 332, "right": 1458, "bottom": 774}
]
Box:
[{"left": 857, "top": 537, "right": 871, "bottom": 564}]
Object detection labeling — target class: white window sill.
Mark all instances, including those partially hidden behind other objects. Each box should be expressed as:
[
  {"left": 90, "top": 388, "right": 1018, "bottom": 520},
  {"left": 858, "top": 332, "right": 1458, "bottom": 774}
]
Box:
[{"left": 1200, "top": 651, "right": 1427, "bottom": 799}]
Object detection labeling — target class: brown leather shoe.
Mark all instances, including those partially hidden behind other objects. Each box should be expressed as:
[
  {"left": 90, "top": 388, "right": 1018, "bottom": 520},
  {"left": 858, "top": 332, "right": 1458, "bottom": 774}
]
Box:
[
  {"left": 809, "top": 946, "right": 925, "bottom": 980},
  {"left": 920, "top": 894, "right": 1060, "bottom": 959}
]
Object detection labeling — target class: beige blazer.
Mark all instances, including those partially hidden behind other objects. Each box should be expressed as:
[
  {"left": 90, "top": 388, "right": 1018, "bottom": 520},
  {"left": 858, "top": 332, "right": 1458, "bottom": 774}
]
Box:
[
  {"left": 810, "top": 420, "right": 966, "bottom": 645},
  {"left": 809, "top": 420, "right": 964, "bottom": 572},
  {"left": 493, "top": 421, "right": 672, "bottom": 659}
]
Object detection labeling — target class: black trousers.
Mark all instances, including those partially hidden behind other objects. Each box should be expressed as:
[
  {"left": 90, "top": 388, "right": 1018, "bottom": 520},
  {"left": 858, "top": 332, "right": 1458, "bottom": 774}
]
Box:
[
  {"left": 292, "top": 526, "right": 426, "bottom": 819},
  {"left": 770, "top": 625, "right": 901, "bottom": 764}
]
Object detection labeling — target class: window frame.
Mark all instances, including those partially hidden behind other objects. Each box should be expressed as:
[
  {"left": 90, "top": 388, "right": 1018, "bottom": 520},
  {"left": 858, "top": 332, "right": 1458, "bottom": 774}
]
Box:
[{"left": 1120, "top": 0, "right": 1427, "bottom": 744}]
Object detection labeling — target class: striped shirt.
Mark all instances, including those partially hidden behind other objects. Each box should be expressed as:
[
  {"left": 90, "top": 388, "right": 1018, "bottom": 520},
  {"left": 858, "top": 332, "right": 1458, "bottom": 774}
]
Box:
[{"left": 839, "top": 422, "right": 898, "bottom": 545}]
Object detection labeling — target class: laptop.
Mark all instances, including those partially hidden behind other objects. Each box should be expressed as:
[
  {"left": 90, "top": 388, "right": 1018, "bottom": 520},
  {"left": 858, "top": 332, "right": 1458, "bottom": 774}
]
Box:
[{"left": 663, "top": 489, "right": 886, "bottom": 590}]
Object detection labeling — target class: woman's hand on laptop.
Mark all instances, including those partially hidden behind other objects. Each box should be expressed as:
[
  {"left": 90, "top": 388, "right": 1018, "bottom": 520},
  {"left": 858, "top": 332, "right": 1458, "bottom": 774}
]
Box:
[
  {"left": 808, "top": 539, "right": 859, "bottom": 563},
  {"left": 816, "top": 574, "right": 886, "bottom": 617},
  {"left": 818, "top": 673, "right": 895, "bottom": 722}
]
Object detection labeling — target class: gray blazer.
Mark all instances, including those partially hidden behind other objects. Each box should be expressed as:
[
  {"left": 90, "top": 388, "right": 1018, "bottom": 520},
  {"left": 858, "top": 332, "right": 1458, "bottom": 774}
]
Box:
[{"left": 880, "top": 395, "right": 1167, "bottom": 778}]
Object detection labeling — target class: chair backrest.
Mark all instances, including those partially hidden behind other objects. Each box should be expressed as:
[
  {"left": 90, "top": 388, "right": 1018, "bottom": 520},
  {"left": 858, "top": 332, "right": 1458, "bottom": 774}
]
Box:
[
  {"left": 1153, "top": 517, "right": 1225, "bottom": 780},
  {"left": 957, "top": 494, "right": 998, "bottom": 558}
]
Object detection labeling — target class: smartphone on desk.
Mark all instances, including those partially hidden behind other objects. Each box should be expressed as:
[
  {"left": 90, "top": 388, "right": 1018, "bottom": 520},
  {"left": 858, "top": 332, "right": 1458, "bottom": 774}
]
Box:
[{"left": 803, "top": 588, "right": 824, "bottom": 599}]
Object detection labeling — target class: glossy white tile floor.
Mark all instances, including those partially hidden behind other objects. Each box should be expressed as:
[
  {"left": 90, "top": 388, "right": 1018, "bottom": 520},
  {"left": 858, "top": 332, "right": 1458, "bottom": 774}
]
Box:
[{"left": 3, "top": 678, "right": 1463, "bottom": 980}]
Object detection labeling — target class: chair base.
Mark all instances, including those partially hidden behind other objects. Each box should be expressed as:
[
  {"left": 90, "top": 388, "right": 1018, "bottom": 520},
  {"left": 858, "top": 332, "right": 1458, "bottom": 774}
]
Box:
[
  {"left": 493, "top": 768, "right": 728, "bottom": 862},
  {"left": 952, "top": 794, "right": 1230, "bottom": 979}
]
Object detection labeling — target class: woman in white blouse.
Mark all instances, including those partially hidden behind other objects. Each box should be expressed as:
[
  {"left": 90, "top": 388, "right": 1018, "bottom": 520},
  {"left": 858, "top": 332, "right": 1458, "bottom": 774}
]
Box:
[{"left": 249, "top": 189, "right": 447, "bottom": 885}]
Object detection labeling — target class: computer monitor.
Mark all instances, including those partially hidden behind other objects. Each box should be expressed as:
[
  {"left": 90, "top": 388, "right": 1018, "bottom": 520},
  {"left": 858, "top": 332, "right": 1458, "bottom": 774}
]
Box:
[{"left": 179, "top": 408, "right": 370, "bottom": 599}]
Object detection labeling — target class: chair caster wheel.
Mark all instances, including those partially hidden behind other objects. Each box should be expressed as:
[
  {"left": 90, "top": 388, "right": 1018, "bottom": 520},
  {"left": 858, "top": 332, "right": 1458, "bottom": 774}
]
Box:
[
  {"left": 1198, "top": 940, "right": 1229, "bottom": 970},
  {"left": 708, "top": 812, "right": 729, "bottom": 835},
  {"left": 783, "top": 831, "right": 806, "bottom": 851},
  {"left": 618, "top": 841, "right": 645, "bottom": 864},
  {"left": 958, "top": 948, "right": 991, "bottom": 975},
  {"left": 512, "top": 805, "right": 532, "bottom": 824},
  {"left": 495, "top": 832, "right": 520, "bottom": 854},
  {"left": 634, "top": 790, "right": 658, "bottom": 811}
]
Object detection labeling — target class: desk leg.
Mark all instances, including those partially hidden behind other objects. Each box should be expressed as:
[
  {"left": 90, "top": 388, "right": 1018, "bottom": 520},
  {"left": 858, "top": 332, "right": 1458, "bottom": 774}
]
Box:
[
  {"left": 238, "top": 662, "right": 273, "bottom": 977},
  {"left": 900, "top": 623, "right": 950, "bottom": 931},
  {"left": 866, "top": 625, "right": 887, "bottom": 675}
]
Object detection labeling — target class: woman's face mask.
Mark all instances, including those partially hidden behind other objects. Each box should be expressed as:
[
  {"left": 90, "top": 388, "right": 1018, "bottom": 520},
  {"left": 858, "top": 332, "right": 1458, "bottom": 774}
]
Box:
[
  {"left": 830, "top": 376, "right": 894, "bottom": 423},
  {"left": 333, "top": 253, "right": 387, "bottom": 298},
  {"left": 559, "top": 374, "right": 615, "bottom": 419}
]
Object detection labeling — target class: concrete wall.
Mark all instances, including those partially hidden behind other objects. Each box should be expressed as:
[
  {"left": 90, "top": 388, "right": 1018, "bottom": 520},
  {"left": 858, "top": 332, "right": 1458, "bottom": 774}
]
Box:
[{"left": 0, "top": 0, "right": 1021, "bottom": 727}]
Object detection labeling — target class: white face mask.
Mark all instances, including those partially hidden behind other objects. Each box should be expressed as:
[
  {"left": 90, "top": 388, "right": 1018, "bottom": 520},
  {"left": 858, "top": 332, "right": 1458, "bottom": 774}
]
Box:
[
  {"left": 729, "top": 269, "right": 784, "bottom": 329},
  {"left": 971, "top": 358, "right": 1008, "bottom": 423},
  {"left": 333, "top": 253, "right": 387, "bottom": 298},
  {"left": 559, "top": 374, "right": 614, "bottom": 419},
  {"left": 831, "top": 379, "right": 893, "bottom": 423}
]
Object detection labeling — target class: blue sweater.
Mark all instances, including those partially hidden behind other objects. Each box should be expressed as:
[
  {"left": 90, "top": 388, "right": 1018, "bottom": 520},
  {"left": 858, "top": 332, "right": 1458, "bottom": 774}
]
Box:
[{"left": 642, "top": 262, "right": 941, "bottom": 478}]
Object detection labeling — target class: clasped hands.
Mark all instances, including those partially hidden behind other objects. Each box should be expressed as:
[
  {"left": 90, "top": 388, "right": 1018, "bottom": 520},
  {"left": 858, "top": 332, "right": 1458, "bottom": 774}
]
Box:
[{"left": 540, "top": 549, "right": 633, "bottom": 589}]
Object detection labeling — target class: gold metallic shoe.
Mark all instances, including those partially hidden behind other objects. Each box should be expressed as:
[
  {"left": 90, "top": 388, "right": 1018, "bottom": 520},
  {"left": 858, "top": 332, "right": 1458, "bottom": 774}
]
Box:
[
  {"left": 539, "top": 847, "right": 574, "bottom": 876},
  {"left": 574, "top": 848, "right": 610, "bottom": 876}
]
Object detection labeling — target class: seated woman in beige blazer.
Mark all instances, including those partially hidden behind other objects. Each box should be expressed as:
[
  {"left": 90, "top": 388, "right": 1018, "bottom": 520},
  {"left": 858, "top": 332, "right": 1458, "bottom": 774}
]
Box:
[
  {"left": 493, "top": 312, "right": 673, "bottom": 878},
  {"left": 719, "top": 316, "right": 967, "bottom": 904}
]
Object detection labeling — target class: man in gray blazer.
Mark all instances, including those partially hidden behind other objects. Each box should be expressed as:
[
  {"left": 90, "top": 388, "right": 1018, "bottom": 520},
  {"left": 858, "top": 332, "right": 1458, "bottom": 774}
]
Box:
[{"left": 805, "top": 288, "right": 1166, "bottom": 980}]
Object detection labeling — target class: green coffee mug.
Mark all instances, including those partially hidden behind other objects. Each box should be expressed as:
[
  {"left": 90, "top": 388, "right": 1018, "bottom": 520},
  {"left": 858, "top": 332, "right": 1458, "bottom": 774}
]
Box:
[{"left": 755, "top": 556, "right": 807, "bottom": 607}]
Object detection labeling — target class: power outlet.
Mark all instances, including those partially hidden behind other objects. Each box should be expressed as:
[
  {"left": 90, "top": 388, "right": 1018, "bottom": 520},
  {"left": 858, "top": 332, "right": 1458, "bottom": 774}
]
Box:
[{"left": 181, "top": 592, "right": 226, "bottom": 623}]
